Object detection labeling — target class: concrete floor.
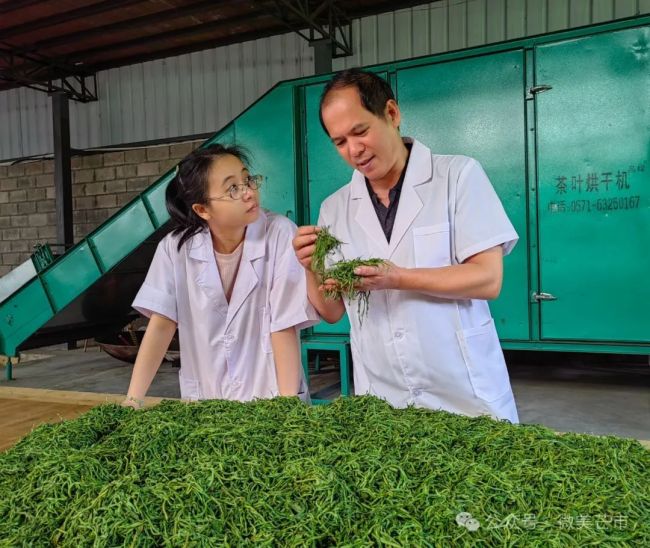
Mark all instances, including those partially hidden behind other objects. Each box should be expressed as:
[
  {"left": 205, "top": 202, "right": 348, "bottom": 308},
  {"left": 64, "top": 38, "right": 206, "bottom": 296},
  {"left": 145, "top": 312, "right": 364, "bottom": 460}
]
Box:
[{"left": 1, "top": 345, "right": 648, "bottom": 442}]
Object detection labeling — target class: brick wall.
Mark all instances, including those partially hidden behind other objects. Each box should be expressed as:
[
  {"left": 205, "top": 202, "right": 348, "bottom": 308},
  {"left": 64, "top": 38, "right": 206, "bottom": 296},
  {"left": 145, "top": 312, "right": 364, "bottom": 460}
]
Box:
[{"left": 0, "top": 139, "right": 202, "bottom": 276}]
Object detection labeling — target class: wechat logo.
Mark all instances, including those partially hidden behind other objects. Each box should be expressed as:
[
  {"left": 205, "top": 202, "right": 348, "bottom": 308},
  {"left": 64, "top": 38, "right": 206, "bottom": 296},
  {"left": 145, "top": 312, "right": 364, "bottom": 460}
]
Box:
[{"left": 456, "top": 512, "right": 480, "bottom": 532}]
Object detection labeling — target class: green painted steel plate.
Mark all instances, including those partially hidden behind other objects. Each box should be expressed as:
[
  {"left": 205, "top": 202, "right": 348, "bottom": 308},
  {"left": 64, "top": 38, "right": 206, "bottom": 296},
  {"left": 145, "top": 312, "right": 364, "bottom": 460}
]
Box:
[
  {"left": 143, "top": 170, "right": 175, "bottom": 228},
  {"left": 90, "top": 200, "right": 156, "bottom": 273},
  {"left": 536, "top": 27, "right": 650, "bottom": 342},
  {"left": 0, "top": 279, "right": 53, "bottom": 356},
  {"left": 41, "top": 243, "right": 102, "bottom": 312},
  {"left": 234, "top": 86, "right": 298, "bottom": 220}
]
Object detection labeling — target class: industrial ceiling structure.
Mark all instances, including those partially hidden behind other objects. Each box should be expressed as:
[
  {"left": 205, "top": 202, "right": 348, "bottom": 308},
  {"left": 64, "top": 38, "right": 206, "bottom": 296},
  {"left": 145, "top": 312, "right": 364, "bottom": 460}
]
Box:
[{"left": 0, "top": 0, "right": 431, "bottom": 101}]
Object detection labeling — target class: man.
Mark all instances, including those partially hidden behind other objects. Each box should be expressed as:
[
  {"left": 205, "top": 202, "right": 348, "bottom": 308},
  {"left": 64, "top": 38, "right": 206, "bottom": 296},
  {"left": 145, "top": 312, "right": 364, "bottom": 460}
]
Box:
[{"left": 293, "top": 69, "right": 519, "bottom": 422}]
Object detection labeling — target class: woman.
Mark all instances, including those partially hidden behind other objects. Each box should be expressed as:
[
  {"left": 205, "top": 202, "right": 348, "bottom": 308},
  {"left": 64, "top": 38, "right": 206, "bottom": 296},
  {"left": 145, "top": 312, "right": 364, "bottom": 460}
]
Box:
[{"left": 122, "top": 144, "right": 318, "bottom": 408}]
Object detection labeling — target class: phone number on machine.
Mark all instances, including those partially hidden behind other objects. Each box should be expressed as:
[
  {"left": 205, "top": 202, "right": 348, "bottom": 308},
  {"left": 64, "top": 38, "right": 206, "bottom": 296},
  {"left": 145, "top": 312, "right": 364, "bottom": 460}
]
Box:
[{"left": 548, "top": 196, "right": 641, "bottom": 213}]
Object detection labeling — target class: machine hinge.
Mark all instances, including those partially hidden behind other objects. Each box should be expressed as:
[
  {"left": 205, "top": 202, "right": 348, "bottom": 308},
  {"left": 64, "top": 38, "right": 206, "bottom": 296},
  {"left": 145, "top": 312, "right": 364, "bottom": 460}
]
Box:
[
  {"left": 532, "top": 291, "right": 557, "bottom": 302},
  {"left": 526, "top": 84, "right": 553, "bottom": 99}
]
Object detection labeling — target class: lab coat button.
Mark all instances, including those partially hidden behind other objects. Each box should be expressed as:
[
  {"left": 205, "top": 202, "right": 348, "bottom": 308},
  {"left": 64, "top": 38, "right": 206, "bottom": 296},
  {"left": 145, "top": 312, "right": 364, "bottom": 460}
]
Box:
[
  {"left": 413, "top": 388, "right": 422, "bottom": 397},
  {"left": 394, "top": 330, "right": 404, "bottom": 340}
]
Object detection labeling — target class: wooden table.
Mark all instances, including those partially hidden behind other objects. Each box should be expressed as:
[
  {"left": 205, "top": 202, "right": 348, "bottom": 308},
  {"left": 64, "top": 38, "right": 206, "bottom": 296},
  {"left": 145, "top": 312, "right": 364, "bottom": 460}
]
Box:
[{"left": 0, "top": 387, "right": 165, "bottom": 452}]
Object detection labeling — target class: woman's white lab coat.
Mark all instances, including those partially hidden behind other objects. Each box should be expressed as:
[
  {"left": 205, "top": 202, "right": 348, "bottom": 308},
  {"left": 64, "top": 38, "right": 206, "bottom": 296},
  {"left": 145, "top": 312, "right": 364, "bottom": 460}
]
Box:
[
  {"left": 318, "top": 138, "right": 519, "bottom": 422},
  {"left": 133, "top": 209, "right": 319, "bottom": 401}
]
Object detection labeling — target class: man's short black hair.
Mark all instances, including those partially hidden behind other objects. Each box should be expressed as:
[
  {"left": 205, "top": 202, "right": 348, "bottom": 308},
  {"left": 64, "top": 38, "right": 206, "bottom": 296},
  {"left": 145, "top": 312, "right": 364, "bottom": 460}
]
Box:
[{"left": 319, "top": 68, "right": 396, "bottom": 135}]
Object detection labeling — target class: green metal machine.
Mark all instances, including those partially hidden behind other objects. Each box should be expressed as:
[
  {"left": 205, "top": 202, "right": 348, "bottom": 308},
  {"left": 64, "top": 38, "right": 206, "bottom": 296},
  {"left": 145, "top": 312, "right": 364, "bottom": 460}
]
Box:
[{"left": 1, "top": 16, "right": 648, "bottom": 381}]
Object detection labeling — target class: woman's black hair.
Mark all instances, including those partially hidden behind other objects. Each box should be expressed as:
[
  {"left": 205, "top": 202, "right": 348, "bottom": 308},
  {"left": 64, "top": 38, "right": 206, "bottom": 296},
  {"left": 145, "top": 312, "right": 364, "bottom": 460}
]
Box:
[{"left": 165, "top": 143, "right": 250, "bottom": 251}]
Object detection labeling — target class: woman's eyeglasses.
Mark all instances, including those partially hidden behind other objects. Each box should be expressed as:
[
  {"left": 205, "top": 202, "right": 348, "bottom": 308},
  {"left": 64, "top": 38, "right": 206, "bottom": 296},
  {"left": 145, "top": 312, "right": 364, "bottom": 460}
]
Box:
[{"left": 207, "top": 174, "right": 263, "bottom": 201}]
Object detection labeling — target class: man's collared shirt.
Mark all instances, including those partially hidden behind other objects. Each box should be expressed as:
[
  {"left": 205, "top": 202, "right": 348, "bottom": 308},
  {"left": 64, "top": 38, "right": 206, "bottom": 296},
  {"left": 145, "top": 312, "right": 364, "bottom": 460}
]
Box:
[{"left": 364, "top": 143, "right": 412, "bottom": 242}]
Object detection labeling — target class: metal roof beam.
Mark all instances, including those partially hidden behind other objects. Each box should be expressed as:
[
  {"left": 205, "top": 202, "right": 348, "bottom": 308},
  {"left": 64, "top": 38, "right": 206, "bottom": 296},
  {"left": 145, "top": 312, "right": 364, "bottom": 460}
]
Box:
[
  {"left": 0, "top": 43, "right": 97, "bottom": 102},
  {"left": 0, "top": 0, "right": 144, "bottom": 40},
  {"left": 269, "top": 0, "right": 352, "bottom": 57},
  {"left": 56, "top": 11, "right": 273, "bottom": 64},
  {"left": 0, "top": 42, "right": 90, "bottom": 78},
  {"left": 0, "top": 0, "right": 43, "bottom": 15},
  {"left": 0, "top": 70, "right": 97, "bottom": 102},
  {"left": 31, "top": 0, "right": 241, "bottom": 51}
]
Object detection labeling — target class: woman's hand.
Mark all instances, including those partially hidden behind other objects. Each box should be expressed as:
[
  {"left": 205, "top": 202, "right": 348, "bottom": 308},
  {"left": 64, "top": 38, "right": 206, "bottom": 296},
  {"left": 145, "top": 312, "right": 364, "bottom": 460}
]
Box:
[
  {"left": 271, "top": 327, "right": 302, "bottom": 396},
  {"left": 121, "top": 395, "right": 145, "bottom": 410}
]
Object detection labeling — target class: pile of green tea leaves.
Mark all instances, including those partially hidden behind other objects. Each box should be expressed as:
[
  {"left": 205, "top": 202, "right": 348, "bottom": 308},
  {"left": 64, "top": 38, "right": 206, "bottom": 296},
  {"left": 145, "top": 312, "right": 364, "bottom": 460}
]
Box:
[
  {"left": 1, "top": 397, "right": 648, "bottom": 547},
  {"left": 311, "top": 226, "right": 385, "bottom": 320}
]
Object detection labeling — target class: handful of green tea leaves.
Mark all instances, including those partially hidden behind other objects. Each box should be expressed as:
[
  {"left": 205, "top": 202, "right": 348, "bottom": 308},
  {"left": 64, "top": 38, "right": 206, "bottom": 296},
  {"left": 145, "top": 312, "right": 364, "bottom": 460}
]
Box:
[{"left": 311, "top": 226, "right": 385, "bottom": 320}]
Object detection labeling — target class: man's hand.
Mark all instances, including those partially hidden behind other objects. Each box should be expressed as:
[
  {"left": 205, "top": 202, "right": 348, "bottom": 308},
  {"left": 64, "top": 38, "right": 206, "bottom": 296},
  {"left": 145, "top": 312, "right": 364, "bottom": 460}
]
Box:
[
  {"left": 292, "top": 225, "right": 320, "bottom": 271},
  {"left": 294, "top": 226, "right": 346, "bottom": 323},
  {"left": 353, "top": 261, "right": 404, "bottom": 291},
  {"left": 319, "top": 277, "right": 341, "bottom": 294}
]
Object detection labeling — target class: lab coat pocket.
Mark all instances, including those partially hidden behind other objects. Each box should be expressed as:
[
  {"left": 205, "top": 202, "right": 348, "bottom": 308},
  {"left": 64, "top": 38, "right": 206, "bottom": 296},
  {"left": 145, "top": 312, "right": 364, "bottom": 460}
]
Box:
[
  {"left": 259, "top": 306, "right": 272, "bottom": 354},
  {"left": 412, "top": 223, "right": 451, "bottom": 267},
  {"left": 178, "top": 370, "right": 201, "bottom": 401},
  {"left": 456, "top": 319, "right": 510, "bottom": 402}
]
